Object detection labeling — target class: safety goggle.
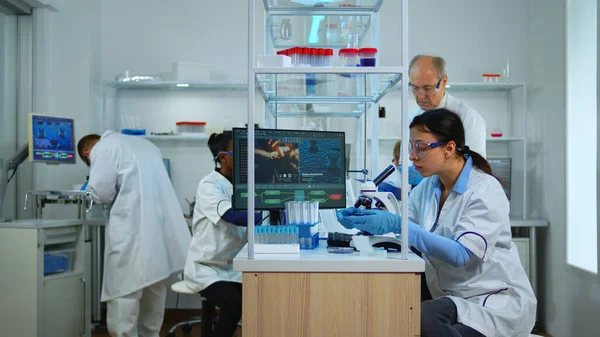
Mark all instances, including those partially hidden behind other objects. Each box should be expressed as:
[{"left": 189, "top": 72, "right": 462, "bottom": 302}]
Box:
[
  {"left": 214, "top": 151, "right": 233, "bottom": 160},
  {"left": 408, "top": 78, "right": 442, "bottom": 95},
  {"left": 408, "top": 141, "right": 447, "bottom": 158}
]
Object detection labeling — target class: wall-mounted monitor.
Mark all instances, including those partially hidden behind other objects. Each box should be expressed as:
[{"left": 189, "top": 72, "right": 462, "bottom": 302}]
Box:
[
  {"left": 489, "top": 158, "right": 511, "bottom": 200},
  {"left": 28, "top": 113, "right": 76, "bottom": 164},
  {"left": 232, "top": 127, "right": 346, "bottom": 210}
]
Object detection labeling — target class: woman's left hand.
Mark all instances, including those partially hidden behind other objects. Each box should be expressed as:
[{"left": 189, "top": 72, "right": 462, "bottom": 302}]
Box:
[{"left": 336, "top": 207, "right": 402, "bottom": 235}]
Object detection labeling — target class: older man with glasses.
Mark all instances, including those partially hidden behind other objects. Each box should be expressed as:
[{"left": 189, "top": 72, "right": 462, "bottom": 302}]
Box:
[{"left": 408, "top": 55, "right": 487, "bottom": 159}]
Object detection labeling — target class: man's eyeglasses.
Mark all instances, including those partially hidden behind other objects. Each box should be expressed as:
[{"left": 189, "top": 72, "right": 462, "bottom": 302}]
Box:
[
  {"left": 408, "top": 141, "right": 447, "bottom": 158},
  {"left": 409, "top": 78, "right": 442, "bottom": 95},
  {"left": 214, "top": 151, "right": 233, "bottom": 160}
]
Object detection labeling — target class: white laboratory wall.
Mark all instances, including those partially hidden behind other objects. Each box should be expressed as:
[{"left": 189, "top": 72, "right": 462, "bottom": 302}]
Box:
[
  {"left": 0, "top": 13, "right": 18, "bottom": 220},
  {"left": 527, "top": 0, "right": 600, "bottom": 336}
]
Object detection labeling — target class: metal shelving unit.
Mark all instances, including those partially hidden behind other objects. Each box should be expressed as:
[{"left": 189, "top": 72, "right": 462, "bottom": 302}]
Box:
[{"left": 246, "top": 0, "right": 410, "bottom": 259}]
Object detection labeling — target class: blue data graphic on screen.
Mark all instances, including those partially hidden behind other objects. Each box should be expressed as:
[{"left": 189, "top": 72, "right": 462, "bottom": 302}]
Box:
[
  {"left": 232, "top": 128, "right": 346, "bottom": 210},
  {"left": 29, "top": 114, "right": 76, "bottom": 164}
]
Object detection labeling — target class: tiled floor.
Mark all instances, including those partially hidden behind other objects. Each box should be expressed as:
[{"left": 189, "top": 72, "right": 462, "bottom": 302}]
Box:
[
  {"left": 91, "top": 309, "right": 242, "bottom": 337},
  {"left": 91, "top": 310, "right": 546, "bottom": 337}
]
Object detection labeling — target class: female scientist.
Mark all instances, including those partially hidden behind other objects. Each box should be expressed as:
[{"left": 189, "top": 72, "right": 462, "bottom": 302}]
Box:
[
  {"left": 184, "top": 131, "right": 261, "bottom": 337},
  {"left": 337, "top": 109, "right": 536, "bottom": 337}
]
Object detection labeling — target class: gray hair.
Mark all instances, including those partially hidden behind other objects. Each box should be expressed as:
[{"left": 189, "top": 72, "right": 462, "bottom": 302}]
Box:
[{"left": 409, "top": 55, "right": 447, "bottom": 80}]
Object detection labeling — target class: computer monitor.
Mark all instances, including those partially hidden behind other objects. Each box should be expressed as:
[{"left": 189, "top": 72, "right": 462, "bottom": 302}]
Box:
[
  {"left": 27, "top": 113, "right": 76, "bottom": 164},
  {"left": 232, "top": 127, "right": 346, "bottom": 210},
  {"left": 489, "top": 158, "right": 511, "bottom": 200}
]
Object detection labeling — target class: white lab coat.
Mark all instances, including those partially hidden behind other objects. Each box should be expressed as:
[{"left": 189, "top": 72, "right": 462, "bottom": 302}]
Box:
[
  {"left": 410, "top": 92, "right": 487, "bottom": 158},
  {"left": 408, "top": 158, "right": 536, "bottom": 337},
  {"left": 87, "top": 131, "right": 191, "bottom": 301},
  {"left": 184, "top": 170, "right": 247, "bottom": 292}
]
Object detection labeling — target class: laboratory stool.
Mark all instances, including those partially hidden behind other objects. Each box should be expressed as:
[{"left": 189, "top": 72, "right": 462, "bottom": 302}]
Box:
[{"left": 166, "top": 281, "right": 217, "bottom": 337}]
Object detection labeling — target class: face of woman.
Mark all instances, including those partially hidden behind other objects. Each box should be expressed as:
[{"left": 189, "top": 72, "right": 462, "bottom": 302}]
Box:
[{"left": 408, "top": 127, "right": 447, "bottom": 177}]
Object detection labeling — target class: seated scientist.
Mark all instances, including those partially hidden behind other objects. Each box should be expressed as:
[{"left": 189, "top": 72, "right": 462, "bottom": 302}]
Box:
[
  {"left": 184, "top": 131, "right": 262, "bottom": 337},
  {"left": 337, "top": 109, "right": 536, "bottom": 337},
  {"left": 378, "top": 140, "right": 425, "bottom": 199}
]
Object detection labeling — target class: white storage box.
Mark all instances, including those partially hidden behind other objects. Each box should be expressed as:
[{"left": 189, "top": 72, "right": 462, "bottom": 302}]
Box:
[
  {"left": 172, "top": 62, "right": 210, "bottom": 82},
  {"left": 258, "top": 55, "right": 292, "bottom": 67}
]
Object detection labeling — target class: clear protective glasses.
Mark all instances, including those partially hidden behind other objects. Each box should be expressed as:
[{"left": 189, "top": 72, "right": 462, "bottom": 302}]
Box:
[
  {"left": 409, "top": 78, "right": 442, "bottom": 96},
  {"left": 214, "top": 151, "right": 233, "bottom": 160},
  {"left": 408, "top": 141, "right": 447, "bottom": 158}
]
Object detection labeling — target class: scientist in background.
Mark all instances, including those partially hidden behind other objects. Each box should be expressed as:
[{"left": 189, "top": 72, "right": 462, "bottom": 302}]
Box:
[
  {"left": 378, "top": 140, "right": 423, "bottom": 199},
  {"left": 337, "top": 109, "right": 535, "bottom": 337},
  {"left": 409, "top": 54, "right": 487, "bottom": 158},
  {"left": 77, "top": 131, "right": 192, "bottom": 337},
  {"left": 184, "top": 131, "right": 262, "bottom": 337}
]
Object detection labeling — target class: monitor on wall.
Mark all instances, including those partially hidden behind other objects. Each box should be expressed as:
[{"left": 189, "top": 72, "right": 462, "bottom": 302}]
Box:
[
  {"left": 488, "top": 158, "right": 512, "bottom": 200},
  {"left": 27, "top": 113, "right": 76, "bottom": 164}
]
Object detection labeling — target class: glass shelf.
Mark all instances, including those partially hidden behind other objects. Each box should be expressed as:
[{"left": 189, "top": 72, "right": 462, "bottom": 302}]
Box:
[
  {"left": 143, "top": 134, "right": 209, "bottom": 141},
  {"left": 263, "top": 0, "right": 384, "bottom": 13},
  {"left": 486, "top": 137, "right": 524, "bottom": 142},
  {"left": 268, "top": 101, "right": 369, "bottom": 118},
  {"left": 268, "top": 13, "right": 371, "bottom": 49},
  {"left": 445, "top": 83, "right": 525, "bottom": 91},
  {"left": 104, "top": 81, "right": 248, "bottom": 91},
  {"left": 255, "top": 67, "right": 403, "bottom": 104}
]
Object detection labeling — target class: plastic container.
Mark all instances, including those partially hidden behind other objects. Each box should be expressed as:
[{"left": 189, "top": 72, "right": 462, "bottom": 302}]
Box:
[
  {"left": 483, "top": 74, "right": 501, "bottom": 83},
  {"left": 490, "top": 128, "right": 503, "bottom": 137},
  {"left": 176, "top": 122, "right": 206, "bottom": 134},
  {"left": 44, "top": 249, "right": 75, "bottom": 275},
  {"left": 121, "top": 128, "right": 146, "bottom": 136},
  {"left": 339, "top": 48, "right": 359, "bottom": 67},
  {"left": 358, "top": 48, "right": 378, "bottom": 67}
]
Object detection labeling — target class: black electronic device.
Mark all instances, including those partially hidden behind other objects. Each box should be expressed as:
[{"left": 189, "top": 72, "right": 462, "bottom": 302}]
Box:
[{"left": 232, "top": 127, "right": 346, "bottom": 210}]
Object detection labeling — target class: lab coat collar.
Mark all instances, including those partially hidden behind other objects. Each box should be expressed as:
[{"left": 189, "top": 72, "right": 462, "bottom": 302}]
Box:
[
  {"left": 101, "top": 130, "right": 118, "bottom": 139},
  {"left": 429, "top": 156, "right": 473, "bottom": 195},
  {"left": 215, "top": 169, "right": 233, "bottom": 184},
  {"left": 436, "top": 92, "right": 449, "bottom": 109}
]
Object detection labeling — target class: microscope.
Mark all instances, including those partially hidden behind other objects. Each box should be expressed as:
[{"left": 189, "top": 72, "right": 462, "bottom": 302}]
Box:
[
  {"left": 348, "top": 164, "right": 404, "bottom": 252},
  {"left": 354, "top": 164, "right": 401, "bottom": 216}
]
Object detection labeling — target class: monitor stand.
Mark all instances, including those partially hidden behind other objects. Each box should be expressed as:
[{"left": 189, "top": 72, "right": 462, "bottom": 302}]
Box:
[{"left": 269, "top": 210, "right": 282, "bottom": 225}]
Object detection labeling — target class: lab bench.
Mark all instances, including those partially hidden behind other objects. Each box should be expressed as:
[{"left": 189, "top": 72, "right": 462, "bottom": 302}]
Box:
[
  {"left": 233, "top": 244, "right": 425, "bottom": 337},
  {"left": 0, "top": 219, "right": 91, "bottom": 337}
]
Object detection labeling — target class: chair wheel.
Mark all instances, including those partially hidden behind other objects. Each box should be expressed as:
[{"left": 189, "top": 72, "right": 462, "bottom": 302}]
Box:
[
  {"left": 182, "top": 324, "right": 193, "bottom": 334},
  {"left": 166, "top": 332, "right": 176, "bottom": 337}
]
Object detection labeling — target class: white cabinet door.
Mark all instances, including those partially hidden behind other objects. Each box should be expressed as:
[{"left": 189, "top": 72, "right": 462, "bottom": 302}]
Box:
[
  {"left": 42, "top": 274, "right": 85, "bottom": 337},
  {"left": 513, "top": 238, "right": 530, "bottom": 278}
]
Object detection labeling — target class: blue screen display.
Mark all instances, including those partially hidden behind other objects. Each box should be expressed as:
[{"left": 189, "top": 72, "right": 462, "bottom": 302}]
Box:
[{"left": 30, "top": 114, "right": 76, "bottom": 163}]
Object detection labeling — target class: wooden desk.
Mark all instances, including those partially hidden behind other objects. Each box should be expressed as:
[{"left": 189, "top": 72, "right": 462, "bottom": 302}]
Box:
[{"left": 234, "top": 244, "right": 425, "bottom": 337}]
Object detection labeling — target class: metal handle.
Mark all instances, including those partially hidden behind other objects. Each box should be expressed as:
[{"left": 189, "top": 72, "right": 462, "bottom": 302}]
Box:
[
  {"left": 81, "top": 277, "right": 87, "bottom": 336},
  {"left": 85, "top": 191, "right": 94, "bottom": 213},
  {"left": 23, "top": 191, "right": 31, "bottom": 210}
]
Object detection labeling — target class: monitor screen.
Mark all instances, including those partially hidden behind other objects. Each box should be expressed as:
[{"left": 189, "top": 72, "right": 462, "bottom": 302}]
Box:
[
  {"left": 233, "top": 128, "right": 346, "bottom": 210},
  {"left": 489, "top": 158, "right": 511, "bottom": 200},
  {"left": 28, "top": 113, "right": 76, "bottom": 164}
]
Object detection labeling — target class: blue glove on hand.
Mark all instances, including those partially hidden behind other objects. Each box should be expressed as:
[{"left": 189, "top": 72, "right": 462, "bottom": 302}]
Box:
[
  {"left": 336, "top": 207, "right": 402, "bottom": 235},
  {"left": 378, "top": 181, "right": 402, "bottom": 200}
]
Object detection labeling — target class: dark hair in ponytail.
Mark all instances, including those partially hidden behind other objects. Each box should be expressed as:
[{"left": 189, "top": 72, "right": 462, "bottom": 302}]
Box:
[
  {"left": 208, "top": 131, "right": 232, "bottom": 167},
  {"left": 409, "top": 109, "right": 492, "bottom": 175}
]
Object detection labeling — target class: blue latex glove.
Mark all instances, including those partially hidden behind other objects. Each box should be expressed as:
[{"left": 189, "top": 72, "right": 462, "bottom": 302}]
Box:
[
  {"left": 411, "top": 227, "right": 473, "bottom": 267},
  {"left": 222, "top": 209, "right": 263, "bottom": 227},
  {"left": 80, "top": 181, "right": 88, "bottom": 191},
  {"left": 378, "top": 181, "right": 402, "bottom": 200},
  {"left": 336, "top": 207, "right": 472, "bottom": 266},
  {"left": 336, "top": 208, "right": 402, "bottom": 234},
  {"left": 397, "top": 165, "right": 424, "bottom": 186}
]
